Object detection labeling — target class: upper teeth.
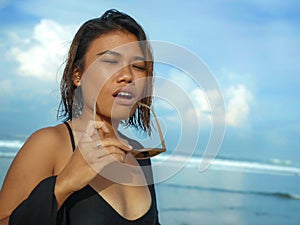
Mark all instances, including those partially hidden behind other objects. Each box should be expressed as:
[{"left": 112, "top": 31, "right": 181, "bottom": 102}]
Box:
[{"left": 118, "top": 92, "right": 132, "bottom": 97}]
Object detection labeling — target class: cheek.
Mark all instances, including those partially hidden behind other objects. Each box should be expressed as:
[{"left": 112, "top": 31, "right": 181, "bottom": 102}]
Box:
[
  {"left": 96, "top": 88, "right": 111, "bottom": 107},
  {"left": 81, "top": 66, "right": 114, "bottom": 109}
]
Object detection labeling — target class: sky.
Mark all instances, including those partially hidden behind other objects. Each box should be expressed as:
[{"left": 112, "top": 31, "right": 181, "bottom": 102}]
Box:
[{"left": 0, "top": 0, "right": 299, "bottom": 163}]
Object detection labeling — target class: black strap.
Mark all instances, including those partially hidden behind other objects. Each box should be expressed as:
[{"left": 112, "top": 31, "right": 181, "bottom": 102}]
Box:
[{"left": 64, "top": 122, "right": 76, "bottom": 151}]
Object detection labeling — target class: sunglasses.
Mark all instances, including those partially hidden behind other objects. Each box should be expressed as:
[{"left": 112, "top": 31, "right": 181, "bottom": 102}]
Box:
[{"left": 130, "top": 102, "right": 166, "bottom": 160}]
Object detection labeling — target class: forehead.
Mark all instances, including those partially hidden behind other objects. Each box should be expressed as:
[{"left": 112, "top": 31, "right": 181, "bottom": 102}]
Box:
[{"left": 85, "top": 31, "right": 143, "bottom": 63}]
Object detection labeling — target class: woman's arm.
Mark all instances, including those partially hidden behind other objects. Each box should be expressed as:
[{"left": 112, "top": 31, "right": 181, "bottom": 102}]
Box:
[
  {"left": 0, "top": 121, "right": 133, "bottom": 224},
  {"left": 0, "top": 127, "right": 62, "bottom": 223}
]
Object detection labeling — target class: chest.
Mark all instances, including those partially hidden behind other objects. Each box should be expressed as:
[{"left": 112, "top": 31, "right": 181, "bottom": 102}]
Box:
[
  {"left": 90, "top": 175, "right": 152, "bottom": 220},
  {"left": 58, "top": 183, "right": 157, "bottom": 225}
]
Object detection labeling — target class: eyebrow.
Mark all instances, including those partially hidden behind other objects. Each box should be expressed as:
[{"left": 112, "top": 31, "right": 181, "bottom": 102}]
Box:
[
  {"left": 133, "top": 56, "right": 146, "bottom": 61},
  {"left": 97, "top": 50, "right": 146, "bottom": 61},
  {"left": 97, "top": 50, "right": 121, "bottom": 57}
]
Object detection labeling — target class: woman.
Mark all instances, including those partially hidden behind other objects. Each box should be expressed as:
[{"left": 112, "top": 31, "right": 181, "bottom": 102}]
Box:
[{"left": 0, "top": 9, "right": 161, "bottom": 225}]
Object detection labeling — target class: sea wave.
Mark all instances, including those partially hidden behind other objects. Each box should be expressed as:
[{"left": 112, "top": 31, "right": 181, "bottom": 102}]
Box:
[
  {"left": 153, "top": 154, "right": 300, "bottom": 176},
  {"left": 0, "top": 151, "right": 17, "bottom": 158},
  {"left": 163, "top": 183, "right": 300, "bottom": 201},
  {"left": 210, "top": 158, "right": 300, "bottom": 176},
  {"left": 0, "top": 140, "right": 23, "bottom": 149}
]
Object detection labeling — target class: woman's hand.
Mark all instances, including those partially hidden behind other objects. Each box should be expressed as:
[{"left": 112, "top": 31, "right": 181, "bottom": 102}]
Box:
[{"left": 54, "top": 120, "right": 132, "bottom": 208}]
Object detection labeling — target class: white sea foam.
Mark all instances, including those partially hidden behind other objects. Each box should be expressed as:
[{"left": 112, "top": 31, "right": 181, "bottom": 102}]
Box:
[
  {"left": 210, "top": 158, "right": 300, "bottom": 176},
  {"left": 0, "top": 151, "right": 17, "bottom": 158},
  {"left": 153, "top": 154, "right": 300, "bottom": 176},
  {"left": 0, "top": 140, "right": 23, "bottom": 149}
]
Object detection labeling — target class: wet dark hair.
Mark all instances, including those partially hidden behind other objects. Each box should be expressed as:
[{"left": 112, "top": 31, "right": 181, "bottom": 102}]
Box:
[{"left": 57, "top": 9, "right": 153, "bottom": 134}]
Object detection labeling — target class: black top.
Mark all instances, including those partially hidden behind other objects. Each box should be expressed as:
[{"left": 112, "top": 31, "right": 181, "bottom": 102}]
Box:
[{"left": 9, "top": 123, "right": 160, "bottom": 225}]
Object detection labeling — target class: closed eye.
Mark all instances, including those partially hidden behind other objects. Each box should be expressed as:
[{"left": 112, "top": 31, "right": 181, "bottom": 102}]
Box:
[
  {"left": 133, "top": 64, "right": 146, "bottom": 71},
  {"left": 132, "top": 61, "right": 146, "bottom": 71},
  {"left": 102, "top": 59, "right": 118, "bottom": 64}
]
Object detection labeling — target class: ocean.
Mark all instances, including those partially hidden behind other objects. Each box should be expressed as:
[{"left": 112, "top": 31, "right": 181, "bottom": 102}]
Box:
[{"left": 1, "top": 138, "right": 300, "bottom": 225}]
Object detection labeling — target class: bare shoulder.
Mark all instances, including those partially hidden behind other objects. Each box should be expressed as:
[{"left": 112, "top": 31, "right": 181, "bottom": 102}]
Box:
[
  {"left": 25, "top": 123, "right": 68, "bottom": 148},
  {"left": 17, "top": 124, "right": 69, "bottom": 161},
  {"left": 7, "top": 123, "right": 72, "bottom": 174},
  {"left": 0, "top": 123, "right": 72, "bottom": 218}
]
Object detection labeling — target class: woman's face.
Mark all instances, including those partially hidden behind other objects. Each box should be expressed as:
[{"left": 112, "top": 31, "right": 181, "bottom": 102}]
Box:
[{"left": 79, "top": 31, "right": 147, "bottom": 121}]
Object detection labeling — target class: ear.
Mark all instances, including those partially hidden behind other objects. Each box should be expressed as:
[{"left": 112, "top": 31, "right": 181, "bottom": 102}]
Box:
[{"left": 72, "top": 67, "right": 81, "bottom": 87}]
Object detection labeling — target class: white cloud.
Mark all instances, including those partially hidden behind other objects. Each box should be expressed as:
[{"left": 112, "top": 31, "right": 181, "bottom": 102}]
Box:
[
  {"left": 187, "top": 88, "right": 211, "bottom": 123},
  {"left": 155, "top": 68, "right": 253, "bottom": 129},
  {"left": 154, "top": 68, "right": 215, "bottom": 128},
  {"left": 225, "top": 84, "right": 253, "bottom": 127},
  {"left": 218, "top": 69, "right": 255, "bottom": 127},
  {"left": 189, "top": 84, "right": 254, "bottom": 128},
  {"left": 8, "top": 19, "right": 75, "bottom": 81}
]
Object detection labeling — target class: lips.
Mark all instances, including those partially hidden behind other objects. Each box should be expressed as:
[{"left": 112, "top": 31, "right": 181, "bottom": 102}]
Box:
[
  {"left": 115, "top": 91, "right": 133, "bottom": 99},
  {"left": 112, "top": 86, "right": 136, "bottom": 106}
]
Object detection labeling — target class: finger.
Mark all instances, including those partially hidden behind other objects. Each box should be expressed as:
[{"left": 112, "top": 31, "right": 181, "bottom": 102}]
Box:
[
  {"left": 100, "top": 138, "right": 132, "bottom": 152},
  {"left": 94, "top": 121, "right": 110, "bottom": 133},
  {"left": 117, "top": 137, "right": 132, "bottom": 150},
  {"left": 79, "top": 140, "right": 128, "bottom": 156},
  {"left": 109, "top": 153, "right": 126, "bottom": 162},
  {"left": 84, "top": 120, "right": 107, "bottom": 143},
  {"left": 93, "top": 150, "right": 125, "bottom": 162},
  {"left": 94, "top": 121, "right": 108, "bottom": 140},
  {"left": 80, "top": 143, "right": 126, "bottom": 164},
  {"left": 79, "top": 133, "right": 132, "bottom": 154}
]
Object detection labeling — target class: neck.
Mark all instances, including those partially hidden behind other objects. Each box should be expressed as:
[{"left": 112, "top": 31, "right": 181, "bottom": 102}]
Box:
[{"left": 74, "top": 106, "right": 120, "bottom": 139}]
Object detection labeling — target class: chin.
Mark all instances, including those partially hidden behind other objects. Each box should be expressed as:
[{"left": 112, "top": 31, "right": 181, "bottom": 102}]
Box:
[{"left": 111, "top": 107, "right": 136, "bottom": 120}]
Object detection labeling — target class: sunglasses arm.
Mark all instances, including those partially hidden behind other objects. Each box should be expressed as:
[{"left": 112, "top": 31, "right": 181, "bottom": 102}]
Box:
[{"left": 138, "top": 102, "right": 166, "bottom": 150}]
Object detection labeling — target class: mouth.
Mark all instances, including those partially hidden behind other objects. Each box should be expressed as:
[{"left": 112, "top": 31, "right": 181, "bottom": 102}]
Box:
[
  {"left": 113, "top": 87, "right": 136, "bottom": 106},
  {"left": 114, "top": 91, "right": 134, "bottom": 99}
]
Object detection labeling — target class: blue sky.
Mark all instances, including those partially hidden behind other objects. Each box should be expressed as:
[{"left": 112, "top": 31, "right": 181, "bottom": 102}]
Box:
[{"left": 0, "top": 0, "right": 299, "bottom": 162}]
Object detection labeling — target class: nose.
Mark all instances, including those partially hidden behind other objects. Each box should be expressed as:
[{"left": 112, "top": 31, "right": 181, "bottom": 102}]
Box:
[{"left": 116, "top": 65, "right": 133, "bottom": 83}]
